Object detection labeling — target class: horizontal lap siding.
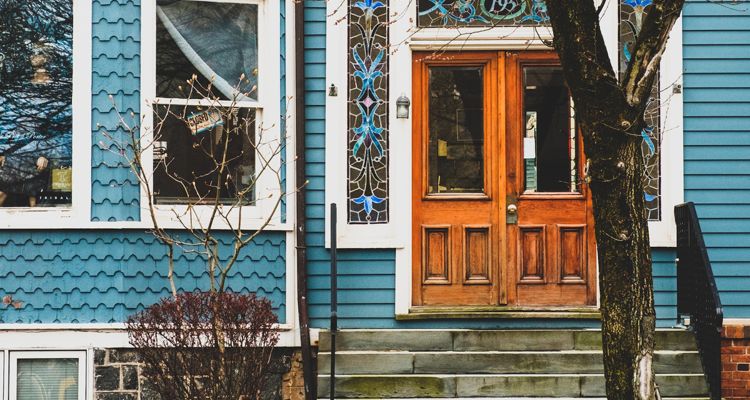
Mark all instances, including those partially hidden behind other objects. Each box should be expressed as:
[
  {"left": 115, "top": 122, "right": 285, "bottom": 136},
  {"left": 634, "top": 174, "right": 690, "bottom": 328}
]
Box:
[
  {"left": 303, "top": 1, "right": 682, "bottom": 329},
  {"left": 684, "top": 0, "right": 750, "bottom": 318}
]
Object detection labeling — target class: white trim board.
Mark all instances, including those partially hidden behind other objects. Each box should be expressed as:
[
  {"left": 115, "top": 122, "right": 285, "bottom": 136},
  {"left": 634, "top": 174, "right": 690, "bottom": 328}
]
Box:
[
  {"left": 0, "top": 327, "right": 299, "bottom": 349},
  {"left": 324, "top": 1, "right": 684, "bottom": 315}
]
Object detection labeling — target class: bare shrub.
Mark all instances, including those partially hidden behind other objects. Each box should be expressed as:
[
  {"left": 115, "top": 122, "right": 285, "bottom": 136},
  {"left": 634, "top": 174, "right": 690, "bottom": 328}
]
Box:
[{"left": 126, "top": 291, "right": 280, "bottom": 400}]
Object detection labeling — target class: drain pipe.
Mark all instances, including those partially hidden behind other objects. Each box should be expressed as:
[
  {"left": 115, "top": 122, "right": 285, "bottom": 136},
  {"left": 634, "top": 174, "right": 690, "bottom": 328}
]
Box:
[{"left": 295, "top": 0, "right": 315, "bottom": 398}]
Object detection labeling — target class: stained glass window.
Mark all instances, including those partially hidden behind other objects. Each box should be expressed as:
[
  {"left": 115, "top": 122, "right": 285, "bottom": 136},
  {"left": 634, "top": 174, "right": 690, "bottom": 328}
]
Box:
[
  {"left": 620, "top": 0, "right": 661, "bottom": 221},
  {"left": 348, "top": 0, "right": 389, "bottom": 224},
  {"left": 417, "top": 0, "right": 549, "bottom": 28},
  {"left": 0, "top": 0, "right": 73, "bottom": 208}
]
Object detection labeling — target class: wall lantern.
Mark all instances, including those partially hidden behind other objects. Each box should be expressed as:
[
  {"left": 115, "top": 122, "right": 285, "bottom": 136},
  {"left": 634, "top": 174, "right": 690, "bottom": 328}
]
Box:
[{"left": 396, "top": 94, "right": 411, "bottom": 119}]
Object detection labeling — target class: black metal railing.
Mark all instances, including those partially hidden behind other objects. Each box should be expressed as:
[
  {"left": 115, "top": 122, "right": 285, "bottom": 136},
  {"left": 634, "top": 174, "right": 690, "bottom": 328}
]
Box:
[
  {"left": 675, "top": 202, "right": 723, "bottom": 400},
  {"left": 329, "top": 203, "right": 338, "bottom": 400}
]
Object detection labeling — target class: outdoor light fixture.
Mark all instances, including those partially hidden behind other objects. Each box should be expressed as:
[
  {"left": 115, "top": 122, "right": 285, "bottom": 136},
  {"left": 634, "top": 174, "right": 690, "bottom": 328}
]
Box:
[{"left": 396, "top": 94, "right": 410, "bottom": 119}]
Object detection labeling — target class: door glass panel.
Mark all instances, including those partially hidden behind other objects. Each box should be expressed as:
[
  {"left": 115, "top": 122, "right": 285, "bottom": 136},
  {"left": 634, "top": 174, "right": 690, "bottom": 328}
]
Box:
[
  {"left": 523, "top": 66, "right": 578, "bottom": 193},
  {"left": 428, "top": 67, "right": 484, "bottom": 194}
]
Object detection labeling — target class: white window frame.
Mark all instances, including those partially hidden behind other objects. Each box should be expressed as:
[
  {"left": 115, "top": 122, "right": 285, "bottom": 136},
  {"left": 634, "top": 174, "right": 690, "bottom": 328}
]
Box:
[
  {"left": 141, "top": 0, "right": 285, "bottom": 230},
  {"left": 0, "top": 0, "right": 92, "bottom": 229},
  {"left": 7, "top": 351, "right": 86, "bottom": 400},
  {"left": 325, "top": 0, "right": 683, "bottom": 250}
]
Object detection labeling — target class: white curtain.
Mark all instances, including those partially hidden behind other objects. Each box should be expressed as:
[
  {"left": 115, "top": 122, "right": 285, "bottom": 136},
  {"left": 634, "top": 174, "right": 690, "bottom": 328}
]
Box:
[{"left": 157, "top": 1, "right": 259, "bottom": 101}]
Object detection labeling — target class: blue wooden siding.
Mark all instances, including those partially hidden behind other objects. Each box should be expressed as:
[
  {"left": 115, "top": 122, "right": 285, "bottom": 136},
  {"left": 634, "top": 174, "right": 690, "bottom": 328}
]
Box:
[
  {"left": 0, "top": 231, "right": 286, "bottom": 324},
  {"left": 92, "top": 0, "right": 141, "bottom": 222},
  {"left": 684, "top": 0, "right": 750, "bottom": 318},
  {"left": 0, "top": 0, "right": 289, "bottom": 325},
  {"left": 302, "top": 0, "right": 699, "bottom": 329}
]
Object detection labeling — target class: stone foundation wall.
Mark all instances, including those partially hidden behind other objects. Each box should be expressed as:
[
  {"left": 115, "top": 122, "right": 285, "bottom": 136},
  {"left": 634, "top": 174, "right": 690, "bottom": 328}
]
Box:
[
  {"left": 93, "top": 348, "right": 301, "bottom": 400},
  {"left": 722, "top": 324, "right": 750, "bottom": 399}
]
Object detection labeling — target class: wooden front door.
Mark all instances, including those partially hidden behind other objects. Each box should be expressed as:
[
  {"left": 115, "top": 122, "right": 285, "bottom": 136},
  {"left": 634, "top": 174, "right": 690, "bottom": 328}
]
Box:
[{"left": 412, "top": 51, "right": 597, "bottom": 308}]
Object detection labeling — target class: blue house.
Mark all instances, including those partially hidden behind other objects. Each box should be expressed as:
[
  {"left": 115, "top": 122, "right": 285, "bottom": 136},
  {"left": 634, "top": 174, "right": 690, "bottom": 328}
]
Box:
[{"left": 0, "top": 0, "right": 747, "bottom": 399}]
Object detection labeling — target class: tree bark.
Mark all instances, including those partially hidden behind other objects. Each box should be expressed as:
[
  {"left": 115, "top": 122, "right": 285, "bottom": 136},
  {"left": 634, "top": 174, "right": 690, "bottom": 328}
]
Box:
[{"left": 544, "top": 1, "right": 684, "bottom": 399}]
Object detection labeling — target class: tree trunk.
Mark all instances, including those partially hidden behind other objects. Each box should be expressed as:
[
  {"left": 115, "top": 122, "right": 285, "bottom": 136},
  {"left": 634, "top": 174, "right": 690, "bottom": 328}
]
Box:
[
  {"left": 544, "top": 2, "right": 660, "bottom": 399},
  {"left": 586, "top": 117, "right": 656, "bottom": 400}
]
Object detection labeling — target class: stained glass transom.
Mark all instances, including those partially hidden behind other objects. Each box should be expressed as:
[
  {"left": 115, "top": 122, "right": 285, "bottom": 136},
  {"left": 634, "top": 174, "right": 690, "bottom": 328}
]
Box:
[
  {"left": 619, "top": 0, "right": 661, "bottom": 221},
  {"left": 417, "top": 0, "right": 549, "bottom": 27},
  {"left": 348, "top": 0, "right": 389, "bottom": 224}
]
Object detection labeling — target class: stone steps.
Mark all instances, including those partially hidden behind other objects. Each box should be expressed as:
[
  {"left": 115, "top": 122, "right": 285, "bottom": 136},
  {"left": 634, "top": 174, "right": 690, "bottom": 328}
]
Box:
[
  {"left": 318, "top": 329, "right": 698, "bottom": 352},
  {"left": 318, "top": 350, "right": 702, "bottom": 375},
  {"left": 317, "top": 374, "right": 709, "bottom": 398},
  {"left": 317, "top": 329, "right": 708, "bottom": 398}
]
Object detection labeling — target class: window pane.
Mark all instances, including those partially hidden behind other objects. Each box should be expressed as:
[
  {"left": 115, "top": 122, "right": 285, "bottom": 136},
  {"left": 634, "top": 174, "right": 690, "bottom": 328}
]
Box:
[
  {"left": 153, "top": 105, "right": 256, "bottom": 204},
  {"left": 0, "top": 0, "right": 73, "bottom": 208},
  {"left": 156, "top": 1, "right": 258, "bottom": 101},
  {"left": 523, "top": 66, "right": 577, "bottom": 193},
  {"left": 17, "top": 358, "right": 79, "bottom": 400},
  {"left": 428, "top": 67, "right": 484, "bottom": 194}
]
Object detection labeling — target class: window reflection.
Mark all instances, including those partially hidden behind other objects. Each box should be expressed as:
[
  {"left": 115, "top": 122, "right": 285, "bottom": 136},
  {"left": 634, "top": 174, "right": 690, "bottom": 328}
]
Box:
[
  {"left": 523, "top": 66, "right": 577, "bottom": 193},
  {"left": 427, "top": 66, "right": 485, "bottom": 194}
]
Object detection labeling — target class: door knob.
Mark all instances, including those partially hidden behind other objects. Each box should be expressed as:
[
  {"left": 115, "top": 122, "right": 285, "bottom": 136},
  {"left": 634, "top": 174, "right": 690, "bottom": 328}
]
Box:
[{"left": 507, "top": 204, "right": 518, "bottom": 214}]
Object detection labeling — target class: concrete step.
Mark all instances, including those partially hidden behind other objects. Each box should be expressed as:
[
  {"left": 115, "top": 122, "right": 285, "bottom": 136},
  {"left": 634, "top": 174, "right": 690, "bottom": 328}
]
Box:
[
  {"left": 318, "top": 329, "right": 697, "bottom": 352},
  {"left": 317, "top": 350, "right": 703, "bottom": 375},
  {"left": 318, "top": 398, "right": 711, "bottom": 400},
  {"left": 317, "top": 374, "right": 709, "bottom": 398}
]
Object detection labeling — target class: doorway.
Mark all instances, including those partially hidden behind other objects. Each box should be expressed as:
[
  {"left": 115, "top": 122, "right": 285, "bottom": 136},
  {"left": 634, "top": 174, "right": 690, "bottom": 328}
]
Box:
[{"left": 411, "top": 51, "right": 597, "bottom": 308}]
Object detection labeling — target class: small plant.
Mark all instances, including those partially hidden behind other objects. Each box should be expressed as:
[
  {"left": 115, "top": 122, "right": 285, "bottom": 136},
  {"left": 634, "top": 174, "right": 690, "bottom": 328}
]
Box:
[{"left": 126, "top": 291, "right": 280, "bottom": 400}]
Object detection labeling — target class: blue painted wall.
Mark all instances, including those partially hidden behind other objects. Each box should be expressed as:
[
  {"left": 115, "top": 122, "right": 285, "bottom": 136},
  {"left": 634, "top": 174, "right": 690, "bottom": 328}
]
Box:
[
  {"left": 301, "top": 0, "right": 750, "bottom": 329},
  {"left": 683, "top": 0, "right": 750, "bottom": 318},
  {"left": 0, "top": 0, "right": 289, "bottom": 324},
  {"left": 0, "top": 231, "right": 286, "bottom": 324}
]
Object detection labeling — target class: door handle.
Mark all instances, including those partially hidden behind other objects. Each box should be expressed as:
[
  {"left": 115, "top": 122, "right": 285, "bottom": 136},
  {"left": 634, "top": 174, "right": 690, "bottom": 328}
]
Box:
[{"left": 506, "top": 204, "right": 518, "bottom": 224}]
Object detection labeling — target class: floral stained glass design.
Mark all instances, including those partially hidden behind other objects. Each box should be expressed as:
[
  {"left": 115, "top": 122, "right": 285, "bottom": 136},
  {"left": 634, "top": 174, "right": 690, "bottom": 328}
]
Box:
[
  {"left": 620, "top": 0, "right": 661, "bottom": 221},
  {"left": 417, "top": 0, "right": 549, "bottom": 27},
  {"left": 348, "top": 0, "right": 389, "bottom": 224}
]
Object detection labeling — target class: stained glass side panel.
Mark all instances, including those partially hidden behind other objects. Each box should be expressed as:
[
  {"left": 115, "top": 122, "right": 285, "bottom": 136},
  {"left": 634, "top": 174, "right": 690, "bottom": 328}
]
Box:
[
  {"left": 619, "top": 0, "right": 661, "bottom": 221},
  {"left": 417, "top": 0, "right": 549, "bottom": 28},
  {"left": 348, "top": 0, "right": 389, "bottom": 224}
]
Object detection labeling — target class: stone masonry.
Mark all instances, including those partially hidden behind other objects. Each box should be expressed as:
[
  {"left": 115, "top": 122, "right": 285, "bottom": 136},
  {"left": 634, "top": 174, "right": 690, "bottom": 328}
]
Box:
[
  {"left": 722, "top": 323, "right": 750, "bottom": 399},
  {"left": 94, "top": 348, "right": 298, "bottom": 400}
]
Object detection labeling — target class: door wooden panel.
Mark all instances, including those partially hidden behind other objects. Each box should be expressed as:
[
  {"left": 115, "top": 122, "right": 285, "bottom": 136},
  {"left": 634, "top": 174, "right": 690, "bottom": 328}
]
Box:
[
  {"left": 559, "top": 225, "right": 586, "bottom": 283},
  {"left": 464, "top": 225, "right": 492, "bottom": 284},
  {"left": 519, "top": 226, "right": 545, "bottom": 283},
  {"left": 423, "top": 226, "right": 451, "bottom": 284}
]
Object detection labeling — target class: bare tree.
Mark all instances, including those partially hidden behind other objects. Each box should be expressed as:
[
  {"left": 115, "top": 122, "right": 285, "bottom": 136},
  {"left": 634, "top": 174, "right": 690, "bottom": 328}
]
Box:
[
  {"left": 544, "top": 2, "right": 685, "bottom": 399},
  {"left": 102, "top": 75, "right": 290, "bottom": 399}
]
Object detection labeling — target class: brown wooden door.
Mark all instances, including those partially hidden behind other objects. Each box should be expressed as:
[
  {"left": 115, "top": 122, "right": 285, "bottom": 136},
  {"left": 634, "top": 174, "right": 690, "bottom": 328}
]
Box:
[
  {"left": 505, "top": 52, "right": 597, "bottom": 307},
  {"left": 412, "top": 52, "right": 504, "bottom": 306},
  {"left": 412, "top": 51, "right": 596, "bottom": 308}
]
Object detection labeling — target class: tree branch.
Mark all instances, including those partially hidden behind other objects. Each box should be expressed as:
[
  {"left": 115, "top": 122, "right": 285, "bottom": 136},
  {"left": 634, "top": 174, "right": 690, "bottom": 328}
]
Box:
[{"left": 621, "top": 0, "right": 685, "bottom": 107}]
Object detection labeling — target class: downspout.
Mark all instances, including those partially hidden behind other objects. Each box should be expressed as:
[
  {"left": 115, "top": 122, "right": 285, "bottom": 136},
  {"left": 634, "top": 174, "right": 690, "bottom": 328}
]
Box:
[{"left": 295, "top": 0, "right": 316, "bottom": 398}]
